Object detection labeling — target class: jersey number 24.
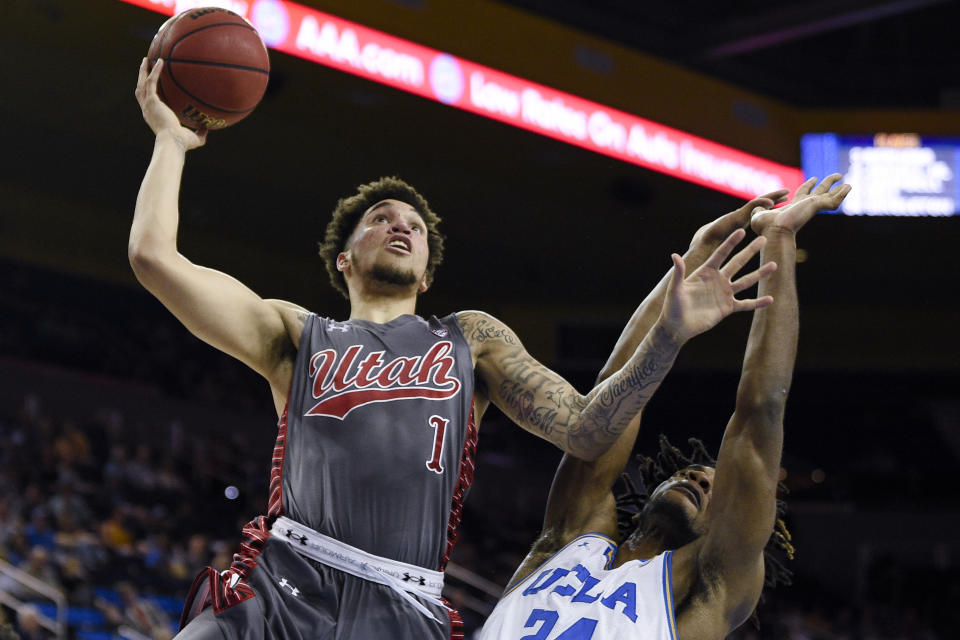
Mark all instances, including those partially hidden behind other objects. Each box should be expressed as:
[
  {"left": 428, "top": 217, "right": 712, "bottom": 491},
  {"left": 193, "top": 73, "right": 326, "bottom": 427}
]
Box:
[{"left": 521, "top": 609, "right": 598, "bottom": 639}]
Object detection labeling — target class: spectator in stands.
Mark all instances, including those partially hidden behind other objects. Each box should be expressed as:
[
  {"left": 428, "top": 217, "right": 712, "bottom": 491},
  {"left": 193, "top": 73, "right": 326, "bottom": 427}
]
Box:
[
  {"left": 0, "top": 498, "right": 22, "bottom": 552},
  {"left": 126, "top": 444, "right": 158, "bottom": 496},
  {"left": 23, "top": 516, "right": 55, "bottom": 554},
  {"left": 99, "top": 508, "right": 134, "bottom": 553},
  {"left": 117, "top": 582, "right": 173, "bottom": 640},
  {"left": 13, "top": 605, "right": 49, "bottom": 640},
  {"left": 19, "top": 487, "right": 49, "bottom": 530},
  {"left": 47, "top": 481, "right": 93, "bottom": 531},
  {"left": 0, "top": 620, "right": 20, "bottom": 640},
  {"left": 0, "top": 547, "right": 62, "bottom": 601}
]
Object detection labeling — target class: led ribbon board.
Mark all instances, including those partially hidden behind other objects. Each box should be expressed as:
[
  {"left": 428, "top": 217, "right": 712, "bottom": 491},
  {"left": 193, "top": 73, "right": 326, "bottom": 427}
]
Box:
[
  {"left": 803, "top": 133, "right": 959, "bottom": 216},
  {"left": 120, "top": 0, "right": 804, "bottom": 199}
]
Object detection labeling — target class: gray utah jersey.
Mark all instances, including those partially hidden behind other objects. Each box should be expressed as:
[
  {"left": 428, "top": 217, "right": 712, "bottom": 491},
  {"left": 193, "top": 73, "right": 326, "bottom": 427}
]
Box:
[{"left": 270, "top": 313, "right": 477, "bottom": 571}]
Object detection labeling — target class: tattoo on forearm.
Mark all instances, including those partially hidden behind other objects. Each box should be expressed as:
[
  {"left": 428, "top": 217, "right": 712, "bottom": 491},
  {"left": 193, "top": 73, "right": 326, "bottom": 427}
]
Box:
[
  {"left": 568, "top": 333, "right": 679, "bottom": 453},
  {"left": 468, "top": 311, "right": 680, "bottom": 457},
  {"left": 545, "top": 389, "right": 563, "bottom": 408},
  {"left": 492, "top": 333, "right": 679, "bottom": 455},
  {"left": 498, "top": 380, "right": 559, "bottom": 435},
  {"left": 494, "top": 346, "right": 583, "bottom": 438}
]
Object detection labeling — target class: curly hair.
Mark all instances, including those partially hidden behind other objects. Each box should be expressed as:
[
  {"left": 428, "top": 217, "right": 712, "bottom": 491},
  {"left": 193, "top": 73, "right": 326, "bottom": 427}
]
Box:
[
  {"left": 318, "top": 177, "right": 445, "bottom": 299},
  {"left": 615, "top": 434, "right": 794, "bottom": 627}
]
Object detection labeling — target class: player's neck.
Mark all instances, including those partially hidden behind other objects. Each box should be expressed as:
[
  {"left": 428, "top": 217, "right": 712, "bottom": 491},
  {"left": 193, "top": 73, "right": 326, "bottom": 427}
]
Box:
[
  {"left": 348, "top": 293, "right": 418, "bottom": 324},
  {"left": 613, "top": 531, "right": 666, "bottom": 567}
]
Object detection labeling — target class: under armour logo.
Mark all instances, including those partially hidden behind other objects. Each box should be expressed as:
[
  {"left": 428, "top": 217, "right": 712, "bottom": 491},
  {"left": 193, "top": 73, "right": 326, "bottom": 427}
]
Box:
[
  {"left": 402, "top": 573, "right": 427, "bottom": 586},
  {"left": 430, "top": 327, "right": 448, "bottom": 337},
  {"left": 278, "top": 577, "right": 300, "bottom": 597},
  {"left": 328, "top": 321, "right": 351, "bottom": 333},
  {"left": 285, "top": 529, "right": 309, "bottom": 545}
]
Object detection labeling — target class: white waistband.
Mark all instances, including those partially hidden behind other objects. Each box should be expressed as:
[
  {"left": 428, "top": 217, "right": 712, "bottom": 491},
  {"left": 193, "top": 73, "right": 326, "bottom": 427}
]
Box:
[{"left": 269, "top": 516, "right": 445, "bottom": 621}]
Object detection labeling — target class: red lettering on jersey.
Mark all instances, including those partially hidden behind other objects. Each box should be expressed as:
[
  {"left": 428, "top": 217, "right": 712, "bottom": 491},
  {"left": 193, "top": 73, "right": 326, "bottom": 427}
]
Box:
[
  {"left": 304, "top": 341, "right": 462, "bottom": 419},
  {"left": 331, "top": 345, "right": 363, "bottom": 392},
  {"left": 354, "top": 351, "right": 385, "bottom": 388},
  {"left": 309, "top": 350, "right": 336, "bottom": 399},
  {"left": 415, "top": 342, "right": 457, "bottom": 386},
  {"left": 376, "top": 356, "right": 419, "bottom": 387}
]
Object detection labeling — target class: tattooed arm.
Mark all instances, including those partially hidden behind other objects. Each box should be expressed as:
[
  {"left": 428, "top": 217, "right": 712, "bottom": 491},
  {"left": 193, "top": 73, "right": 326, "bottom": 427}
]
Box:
[{"left": 459, "top": 230, "right": 776, "bottom": 461}]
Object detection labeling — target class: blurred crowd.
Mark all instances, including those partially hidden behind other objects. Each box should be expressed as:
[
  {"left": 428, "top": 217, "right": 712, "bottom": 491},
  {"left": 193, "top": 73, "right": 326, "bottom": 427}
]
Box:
[{"left": 0, "top": 394, "right": 266, "bottom": 640}]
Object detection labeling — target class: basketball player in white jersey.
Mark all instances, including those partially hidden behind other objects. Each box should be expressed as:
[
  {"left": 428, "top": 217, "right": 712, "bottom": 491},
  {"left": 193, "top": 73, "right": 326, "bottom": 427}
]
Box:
[
  {"left": 133, "top": 57, "right": 783, "bottom": 639},
  {"left": 477, "top": 176, "right": 850, "bottom": 640}
]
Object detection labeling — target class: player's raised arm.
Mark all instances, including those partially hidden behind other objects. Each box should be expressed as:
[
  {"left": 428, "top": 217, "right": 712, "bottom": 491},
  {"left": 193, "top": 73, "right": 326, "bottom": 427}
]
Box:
[
  {"left": 694, "top": 176, "right": 850, "bottom": 634},
  {"left": 460, "top": 229, "right": 775, "bottom": 462},
  {"left": 507, "top": 194, "right": 788, "bottom": 580},
  {"left": 597, "top": 191, "right": 787, "bottom": 381},
  {"left": 130, "top": 59, "right": 303, "bottom": 404}
]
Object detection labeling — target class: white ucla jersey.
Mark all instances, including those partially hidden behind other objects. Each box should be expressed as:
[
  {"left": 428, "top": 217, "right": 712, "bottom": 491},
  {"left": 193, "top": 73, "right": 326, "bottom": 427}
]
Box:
[{"left": 477, "top": 534, "right": 678, "bottom": 640}]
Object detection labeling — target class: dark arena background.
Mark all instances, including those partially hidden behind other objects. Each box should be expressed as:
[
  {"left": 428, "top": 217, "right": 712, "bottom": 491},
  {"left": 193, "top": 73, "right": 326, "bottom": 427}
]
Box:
[{"left": 2, "top": 1, "right": 959, "bottom": 638}]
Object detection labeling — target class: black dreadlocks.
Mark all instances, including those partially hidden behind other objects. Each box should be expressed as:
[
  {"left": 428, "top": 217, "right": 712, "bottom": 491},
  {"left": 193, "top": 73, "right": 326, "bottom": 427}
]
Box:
[{"left": 615, "top": 433, "right": 794, "bottom": 627}]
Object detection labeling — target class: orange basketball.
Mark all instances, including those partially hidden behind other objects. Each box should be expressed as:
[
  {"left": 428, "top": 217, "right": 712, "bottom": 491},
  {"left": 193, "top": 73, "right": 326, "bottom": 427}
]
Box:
[{"left": 147, "top": 7, "right": 270, "bottom": 130}]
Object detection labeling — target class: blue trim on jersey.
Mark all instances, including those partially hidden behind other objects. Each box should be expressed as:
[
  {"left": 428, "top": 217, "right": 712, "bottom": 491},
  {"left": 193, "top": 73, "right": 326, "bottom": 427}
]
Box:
[
  {"left": 602, "top": 543, "right": 616, "bottom": 570},
  {"left": 501, "top": 532, "right": 618, "bottom": 597},
  {"left": 662, "top": 550, "right": 678, "bottom": 640}
]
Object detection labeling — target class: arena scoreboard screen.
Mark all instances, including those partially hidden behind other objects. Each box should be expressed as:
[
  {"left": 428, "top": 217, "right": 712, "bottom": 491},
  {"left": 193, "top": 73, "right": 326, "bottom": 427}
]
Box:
[{"left": 802, "top": 133, "right": 960, "bottom": 216}]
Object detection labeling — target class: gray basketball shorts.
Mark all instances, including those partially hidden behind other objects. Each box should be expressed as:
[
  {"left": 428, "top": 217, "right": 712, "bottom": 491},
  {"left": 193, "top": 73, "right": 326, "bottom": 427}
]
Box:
[{"left": 175, "top": 528, "right": 462, "bottom": 640}]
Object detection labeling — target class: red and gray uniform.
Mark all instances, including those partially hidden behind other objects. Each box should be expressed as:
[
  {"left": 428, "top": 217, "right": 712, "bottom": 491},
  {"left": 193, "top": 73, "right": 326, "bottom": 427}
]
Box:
[{"left": 177, "top": 313, "right": 477, "bottom": 640}]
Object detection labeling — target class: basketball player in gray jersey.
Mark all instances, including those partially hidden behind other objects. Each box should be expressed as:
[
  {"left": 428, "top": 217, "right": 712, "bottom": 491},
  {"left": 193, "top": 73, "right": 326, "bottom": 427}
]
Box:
[{"left": 132, "top": 60, "right": 778, "bottom": 639}]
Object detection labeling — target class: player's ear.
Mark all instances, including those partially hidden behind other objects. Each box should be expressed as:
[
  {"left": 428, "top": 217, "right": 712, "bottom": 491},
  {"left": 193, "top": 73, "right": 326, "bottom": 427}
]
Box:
[
  {"left": 336, "top": 251, "right": 350, "bottom": 272},
  {"left": 418, "top": 273, "right": 429, "bottom": 293}
]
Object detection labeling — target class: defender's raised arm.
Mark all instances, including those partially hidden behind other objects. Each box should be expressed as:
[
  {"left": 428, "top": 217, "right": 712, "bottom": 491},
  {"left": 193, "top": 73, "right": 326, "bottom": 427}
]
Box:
[{"left": 688, "top": 175, "right": 851, "bottom": 636}]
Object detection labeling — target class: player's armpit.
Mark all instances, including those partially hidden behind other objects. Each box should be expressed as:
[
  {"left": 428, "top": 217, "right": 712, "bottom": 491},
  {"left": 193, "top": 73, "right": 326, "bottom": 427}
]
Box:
[
  {"left": 670, "top": 538, "right": 766, "bottom": 639},
  {"left": 265, "top": 299, "right": 310, "bottom": 350}
]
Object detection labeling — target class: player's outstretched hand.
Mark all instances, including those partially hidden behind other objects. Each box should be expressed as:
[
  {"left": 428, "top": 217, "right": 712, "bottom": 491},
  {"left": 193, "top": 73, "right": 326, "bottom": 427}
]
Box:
[
  {"left": 135, "top": 58, "right": 207, "bottom": 150},
  {"left": 689, "top": 189, "right": 789, "bottom": 255},
  {"left": 661, "top": 229, "right": 776, "bottom": 342},
  {"left": 751, "top": 174, "right": 851, "bottom": 235}
]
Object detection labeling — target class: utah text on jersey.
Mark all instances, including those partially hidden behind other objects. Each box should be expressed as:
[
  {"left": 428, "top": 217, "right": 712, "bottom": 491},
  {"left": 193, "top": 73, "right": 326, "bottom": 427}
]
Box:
[{"left": 304, "top": 342, "right": 462, "bottom": 419}]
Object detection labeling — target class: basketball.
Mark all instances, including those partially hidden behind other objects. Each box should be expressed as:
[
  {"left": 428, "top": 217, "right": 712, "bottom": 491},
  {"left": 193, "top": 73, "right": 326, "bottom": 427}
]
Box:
[{"left": 147, "top": 7, "right": 270, "bottom": 130}]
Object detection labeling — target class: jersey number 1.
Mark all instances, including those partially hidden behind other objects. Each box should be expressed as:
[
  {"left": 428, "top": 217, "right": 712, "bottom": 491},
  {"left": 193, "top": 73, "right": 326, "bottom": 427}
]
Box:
[{"left": 425, "top": 415, "right": 448, "bottom": 474}]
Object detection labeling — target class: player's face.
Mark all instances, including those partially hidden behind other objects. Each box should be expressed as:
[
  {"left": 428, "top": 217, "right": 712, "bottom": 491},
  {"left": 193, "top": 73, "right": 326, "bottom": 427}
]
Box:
[
  {"left": 342, "top": 199, "right": 430, "bottom": 293},
  {"left": 642, "top": 465, "right": 715, "bottom": 547}
]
